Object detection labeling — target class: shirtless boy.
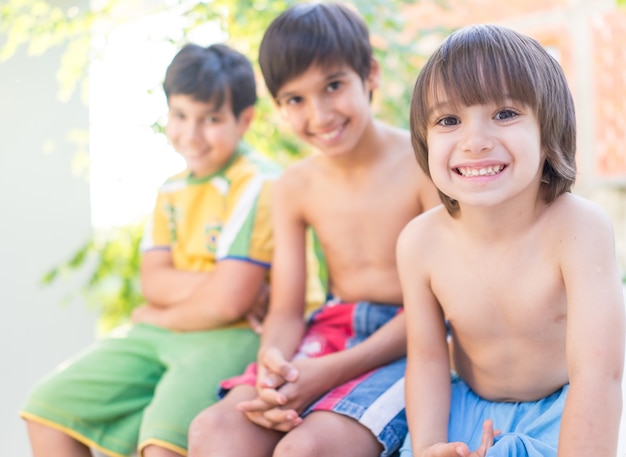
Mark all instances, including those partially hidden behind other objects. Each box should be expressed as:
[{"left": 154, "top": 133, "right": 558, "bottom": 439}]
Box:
[
  {"left": 397, "top": 24, "right": 625, "bottom": 457},
  {"left": 188, "top": 3, "right": 440, "bottom": 457}
]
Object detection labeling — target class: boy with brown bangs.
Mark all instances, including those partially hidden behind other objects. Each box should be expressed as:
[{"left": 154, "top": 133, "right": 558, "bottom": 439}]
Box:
[
  {"left": 188, "top": 3, "right": 440, "bottom": 457},
  {"left": 398, "top": 24, "right": 624, "bottom": 457}
]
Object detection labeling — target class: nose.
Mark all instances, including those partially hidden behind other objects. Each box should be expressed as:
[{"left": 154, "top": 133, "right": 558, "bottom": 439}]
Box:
[
  {"left": 459, "top": 119, "right": 494, "bottom": 155},
  {"left": 184, "top": 121, "right": 204, "bottom": 143},
  {"left": 307, "top": 96, "right": 333, "bottom": 127}
]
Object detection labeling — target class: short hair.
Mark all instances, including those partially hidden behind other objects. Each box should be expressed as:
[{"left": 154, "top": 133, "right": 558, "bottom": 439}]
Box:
[
  {"left": 410, "top": 24, "right": 577, "bottom": 215},
  {"left": 259, "top": 2, "right": 372, "bottom": 99},
  {"left": 163, "top": 43, "right": 256, "bottom": 118}
]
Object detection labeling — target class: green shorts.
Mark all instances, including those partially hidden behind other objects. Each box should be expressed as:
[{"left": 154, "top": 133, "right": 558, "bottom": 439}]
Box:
[{"left": 20, "top": 323, "right": 259, "bottom": 457}]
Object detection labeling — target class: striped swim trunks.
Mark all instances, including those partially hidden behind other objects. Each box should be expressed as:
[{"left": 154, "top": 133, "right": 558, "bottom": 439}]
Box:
[{"left": 219, "top": 300, "right": 407, "bottom": 457}]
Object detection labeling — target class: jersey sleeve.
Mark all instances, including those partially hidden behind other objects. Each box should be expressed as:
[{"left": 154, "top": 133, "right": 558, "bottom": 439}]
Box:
[
  {"left": 216, "top": 175, "right": 275, "bottom": 267},
  {"left": 140, "top": 190, "right": 173, "bottom": 252}
]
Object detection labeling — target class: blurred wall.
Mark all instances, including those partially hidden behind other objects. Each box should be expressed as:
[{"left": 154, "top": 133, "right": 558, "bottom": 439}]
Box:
[{"left": 0, "top": 32, "right": 98, "bottom": 454}]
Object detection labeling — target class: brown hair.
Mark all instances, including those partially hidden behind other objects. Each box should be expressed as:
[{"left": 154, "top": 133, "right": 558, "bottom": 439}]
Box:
[
  {"left": 164, "top": 43, "right": 256, "bottom": 118},
  {"left": 410, "top": 24, "right": 576, "bottom": 214},
  {"left": 259, "top": 2, "right": 372, "bottom": 99}
]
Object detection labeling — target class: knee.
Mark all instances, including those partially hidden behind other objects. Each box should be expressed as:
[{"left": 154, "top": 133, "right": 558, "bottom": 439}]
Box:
[
  {"left": 188, "top": 407, "right": 221, "bottom": 454},
  {"left": 273, "top": 431, "right": 320, "bottom": 457},
  {"left": 143, "top": 444, "right": 183, "bottom": 457}
]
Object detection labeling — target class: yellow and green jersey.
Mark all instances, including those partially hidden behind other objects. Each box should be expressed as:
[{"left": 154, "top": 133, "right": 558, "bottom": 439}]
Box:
[{"left": 141, "top": 143, "right": 281, "bottom": 272}]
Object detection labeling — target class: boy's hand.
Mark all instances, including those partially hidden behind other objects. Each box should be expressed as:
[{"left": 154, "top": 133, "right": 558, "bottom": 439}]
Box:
[
  {"left": 237, "top": 393, "right": 302, "bottom": 431},
  {"left": 257, "top": 347, "right": 299, "bottom": 389},
  {"left": 417, "top": 420, "right": 499, "bottom": 457},
  {"left": 238, "top": 357, "right": 337, "bottom": 432},
  {"left": 272, "top": 357, "right": 332, "bottom": 412},
  {"left": 132, "top": 304, "right": 167, "bottom": 327},
  {"left": 245, "top": 282, "right": 270, "bottom": 334}
]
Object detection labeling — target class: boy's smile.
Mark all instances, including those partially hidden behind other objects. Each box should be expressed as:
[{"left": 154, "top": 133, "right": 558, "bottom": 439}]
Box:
[
  {"left": 427, "top": 101, "right": 543, "bottom": 209},
  {"left": 166, "top": 94, "right": 252, "bottom": 178},
  {"left": 275, "top": 63, "right": 378, "bottom": 157}
]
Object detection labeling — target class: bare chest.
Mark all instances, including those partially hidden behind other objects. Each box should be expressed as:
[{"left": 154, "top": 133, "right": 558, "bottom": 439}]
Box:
[
  {"left": 307, "top": 181, "right": 420, "bottom": 261},
  {"left": 432, "top": 240, "right": 567, "bottom": 340}
]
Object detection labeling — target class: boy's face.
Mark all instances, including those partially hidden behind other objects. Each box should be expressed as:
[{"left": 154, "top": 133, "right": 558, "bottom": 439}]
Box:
[
  {"left": 166, "top": 94, "right": 253, "bottom": 178},
  {"left": 274, "top": 62, "right": 379, "bottom": 157},
  {"left": 426, "top": 99, "right": 543, "bottom": 209}
]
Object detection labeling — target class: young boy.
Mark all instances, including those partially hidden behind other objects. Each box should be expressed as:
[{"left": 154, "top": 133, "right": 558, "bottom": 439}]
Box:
[
  {"left": 188, "top": 3, "right": 440, "bottom": 457},
  {"left": 20, "top": 43, "right": 281, "bottom": 457},
  {"left": 397, "top": 24, "right": 625, "bottom": 457}
]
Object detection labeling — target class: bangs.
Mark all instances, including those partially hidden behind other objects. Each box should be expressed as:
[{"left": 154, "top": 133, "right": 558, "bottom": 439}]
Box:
[
  {"left": 410, "top": 24, "right": 577, "bottom": 214},
  {"left": 423, "top": 26, "right": 542, "bottom": 114},
  {"left": 268, "top": 29, "right": 350, "bottom": 86},
  {"left": 259, "top": 3, "right": 371, "bottom": 98}
]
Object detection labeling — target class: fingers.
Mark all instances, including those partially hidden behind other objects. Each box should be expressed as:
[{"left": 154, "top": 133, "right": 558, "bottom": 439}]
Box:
[
  {"left": 262, "top": 407, "right": 302, "bottom": 428},
  {"left": 427, "top": 442, "right": 470, "bottom": 457},
  {"left": 246, "top": 313, "right": 263, "bottom": 334},
  {"left": 237, "top": 389, "right": 287, "bottom": 412},
  {"left": 259, "top": 372, "right": 287, "bottom": 389},
  {"left": 243, "top": 410, "right": 302, "bottom": 432},
  {"left": 261, "top": 350, "right": 299, "bottom": 385},
  {"left": 474, "top": 419, "right": 496, "bottom": 457}
]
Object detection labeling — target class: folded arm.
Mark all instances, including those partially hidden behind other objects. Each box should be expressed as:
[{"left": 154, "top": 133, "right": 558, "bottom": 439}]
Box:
[
  {"left": 140, "top": 249, "right": 210, "bottom": 307},
  {"left": 133, "top": 256, "right": 268, "bottom": 331}
]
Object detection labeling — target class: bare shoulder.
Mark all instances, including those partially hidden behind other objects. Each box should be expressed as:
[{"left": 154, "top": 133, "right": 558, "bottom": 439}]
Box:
[
  {"left": 376, "top": 122, "right": 441, "bottom": 209},
  {"left": 274, "top": 155, "right": 318, "bottom": 194},
  {"left": 376, "top": 122, "right": 412, "bottom": 157},
  {"left": 546, "top": 193, "right": 615, "bottom": 241},
  {"left": 544, "top": 193, "right": 619, "bottom": 282},
  {"left": 398, "top": 204, "right": 449, "bottom": 254}
]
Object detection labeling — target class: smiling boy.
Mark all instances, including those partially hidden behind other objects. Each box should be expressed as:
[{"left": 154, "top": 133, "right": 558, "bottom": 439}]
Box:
[
  {"left": 21, "top": 43, "right": 280, "bottom": 457},
  {"left": 398, "top": 25, "right": 624, "bottom": 457},
  {"left": 188, "top": 4, "right": 440, "bottom": 457}
]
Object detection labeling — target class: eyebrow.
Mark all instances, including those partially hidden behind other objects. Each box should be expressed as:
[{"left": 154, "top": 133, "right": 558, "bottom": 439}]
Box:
[{"left": 276, "top": 69, "right": 348, "bottom": 104}]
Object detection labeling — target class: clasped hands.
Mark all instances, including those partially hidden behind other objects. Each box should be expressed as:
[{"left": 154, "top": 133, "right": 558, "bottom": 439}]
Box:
[
  {"left": 417, "top": 420, "right": 500, "bottom": 457},
  {"left": 236, "top": 348, "right": 331, "bottom": 432}
]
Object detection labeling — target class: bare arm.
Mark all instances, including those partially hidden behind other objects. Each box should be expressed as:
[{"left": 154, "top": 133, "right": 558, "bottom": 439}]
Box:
[
  {"left": 140, "top": 250, "right": 209, "bottom": 307},
  {"left": 398, "top": 218, "right": 453, "bottom": 457},
  {"left": 133, "top": 257, "right": 268, "bottom": 331},
  {"left": 257, "top": 172, "right": 310, "bottom": 370},
  {"left": 558, "top": 203, "right": 624, "bottom": 457}
]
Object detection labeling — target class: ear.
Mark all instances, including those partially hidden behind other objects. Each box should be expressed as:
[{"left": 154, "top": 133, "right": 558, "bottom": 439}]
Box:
[
  {"left": 366, "top": 58, "right": 381, "bottom": 92},
  {"left": 237, "top": 106, "right": 255, "bottom": 132}
]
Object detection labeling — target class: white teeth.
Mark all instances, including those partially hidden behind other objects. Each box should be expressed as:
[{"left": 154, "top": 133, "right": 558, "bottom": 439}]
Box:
[
  {"left": 457, "top": 165, "right": 504, "bottom": 177},
  {"left": 319, "top": 128, "right": 341, "bottom": 141}
]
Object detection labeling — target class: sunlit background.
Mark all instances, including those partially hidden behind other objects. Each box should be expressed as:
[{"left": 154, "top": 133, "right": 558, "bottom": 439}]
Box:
[
  {"left": 89, "top": 9, "right": 223, "bottom": 230},
  {"left": 2, "top": 0, "right": 625, "bottom": 455}
]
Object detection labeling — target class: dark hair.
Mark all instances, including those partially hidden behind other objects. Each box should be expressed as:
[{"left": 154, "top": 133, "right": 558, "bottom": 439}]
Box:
[
  {"left": 410, "top": 24, "right": 577, "bottom": 214},
  {"left": 259, "top": 2, "right": 372, "bottom": 99},
  {"left": 163, "top": 43, "right": 256, "bottom": 118}
]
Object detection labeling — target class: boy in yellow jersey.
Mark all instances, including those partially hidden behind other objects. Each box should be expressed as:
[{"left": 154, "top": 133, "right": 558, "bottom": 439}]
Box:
[{"left": 20, "top": 43, "right": 280, "bottom": 457}]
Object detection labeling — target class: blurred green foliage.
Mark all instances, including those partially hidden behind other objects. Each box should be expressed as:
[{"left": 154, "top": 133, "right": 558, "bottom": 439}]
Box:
[
  {"left": 2, "top": 0, "right": 449, "bottom": 332},
  {"left": 40, "top": 223, "right": 146, "bottom": 334}
]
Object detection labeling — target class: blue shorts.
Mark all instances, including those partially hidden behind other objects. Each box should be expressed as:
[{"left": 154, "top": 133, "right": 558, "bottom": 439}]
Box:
[
  {"left": 220, "top": 301, "right": 407, "bottom": 457},
  {"left": 400, "top": 374, "right": 567, "bottom": 457}
]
